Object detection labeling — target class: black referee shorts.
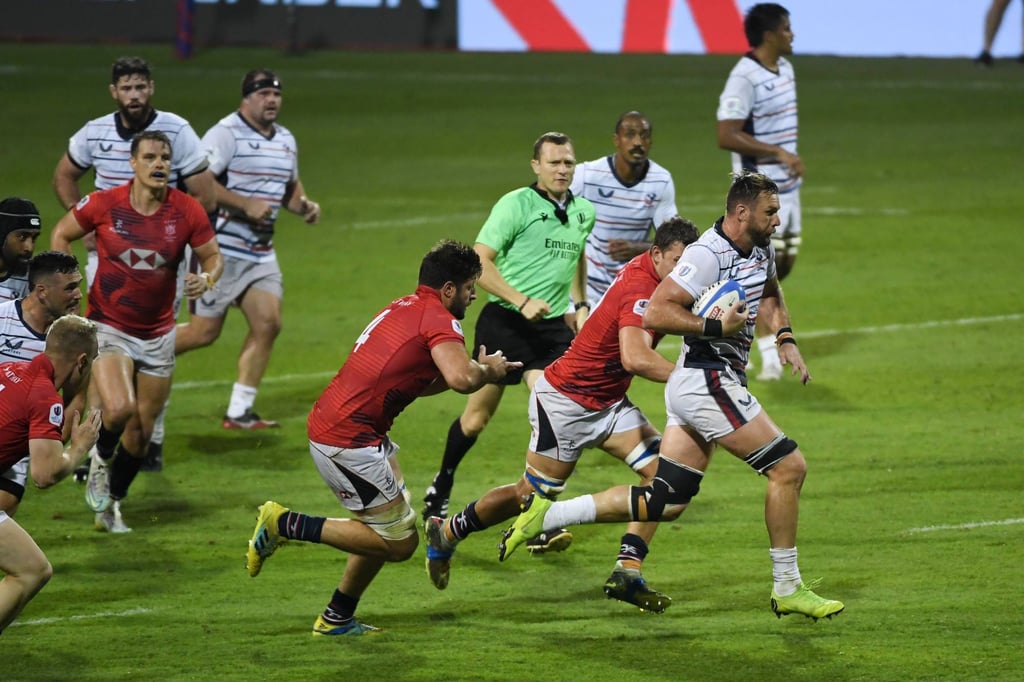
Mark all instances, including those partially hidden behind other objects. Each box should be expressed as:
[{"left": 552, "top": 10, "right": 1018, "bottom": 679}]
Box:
[{"left": 472, "top": 302, "right": 573, "bottom": 386}]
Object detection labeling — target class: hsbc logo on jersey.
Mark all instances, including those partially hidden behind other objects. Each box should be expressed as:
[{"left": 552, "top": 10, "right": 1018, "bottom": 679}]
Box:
[
  {"left": 49, "top": 403, "right": 63, "bottom": 427},
  {"left": 632, "top": 298, "right": 649, "bottom": 316},
  {"left": 118, "top": 248, "right": 168, "bottom": 270}
]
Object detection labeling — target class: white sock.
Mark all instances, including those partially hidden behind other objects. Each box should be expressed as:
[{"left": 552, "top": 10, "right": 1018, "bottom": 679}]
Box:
[
  {"left": 757, "top": 335, "right": 781, "bottom": 369},
  {"left": 227, "top": 383, "right": 258, "bottom": 419},
  {"left": 770, "top": 546, "right": 802, "bottom": 596},
  {"left": 151, "top": 400, "right": 168, "bottom": 445},
  {"left": 543, "top": 494, "right": 596, "bottom": 529}
]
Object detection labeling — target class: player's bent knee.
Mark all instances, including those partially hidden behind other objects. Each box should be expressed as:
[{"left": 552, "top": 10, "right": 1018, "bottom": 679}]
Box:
[
  {"left": 624, "top": 436, "right": 661, "bottom": 475},
  {"left": 743, "top": 434, "right": 798, "bottom": 475},
  {"left": 363, "top": 502, "right": 418, "bottom": 560},
  {"left": 629, "top": 458, "right": 704, "bottom": 521}
]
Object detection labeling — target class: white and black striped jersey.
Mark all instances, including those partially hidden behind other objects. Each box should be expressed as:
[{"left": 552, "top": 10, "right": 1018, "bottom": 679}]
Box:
[
  {"left": 65, "top": 109, "right": 209, "bottom": 191},
  {"left": 0, "top": 299, "right": 47, "bottom": 362},
  {"left": 666, "top": 218, "right": 776, "bottom": 372},
  {"left": 570, "top": 156, "right": 678, "bottom": 303},
  {"left": 717, "top": 54, "right": 800, "bottom": 194},
  {"left": 0, "top": 275, "right": 30, "bottom": 304},
  {"left": 203, "top": 112, "right": 300, "bottom": 264}
]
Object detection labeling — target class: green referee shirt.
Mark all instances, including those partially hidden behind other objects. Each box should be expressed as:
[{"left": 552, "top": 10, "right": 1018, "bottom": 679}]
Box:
[{"left": 475, "top": 185, "right": 596, "bottom": 318}]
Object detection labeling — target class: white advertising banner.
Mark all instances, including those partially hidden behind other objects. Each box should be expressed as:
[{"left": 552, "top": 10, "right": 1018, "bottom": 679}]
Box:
[{"left": 458, "top": 0, "right": 1020, "bottom": 58}]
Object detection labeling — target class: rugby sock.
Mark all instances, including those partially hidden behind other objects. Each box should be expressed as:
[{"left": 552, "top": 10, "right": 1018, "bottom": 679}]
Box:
[
  {"left": 436, "top": 418, "right": 477, "bottom": 488},
  {"left": 770, "top": 547, "right": 802, "bottom": 597},
  {"left": 95, "top": 425, "right": 123, "bottom": 461},
  {"left": 321, "top": 589, "right": 358, "bottom": 625},
  {"left": 278, "top": 511, "right": 326, "bottom": 543},
  {"left": 615, "top": 533, "right": 649, "bottom": 571},
  {"left": 227, "top": 383, "right": 258, "bottom": 419},
  {"left": 757, "top": 335, "right": 781, "bottom": 369},
  {"left": 151, "top": 400, "right": 168, "bottom": 446},
  {"left": 448, "top": 501, "right": 485, "bottom": 541},
  {"left": 109, "top": 444, "right": 143, "bottom": 499},
  {"left": 543, "top": 494, "right": 596, "bottom": 529}
]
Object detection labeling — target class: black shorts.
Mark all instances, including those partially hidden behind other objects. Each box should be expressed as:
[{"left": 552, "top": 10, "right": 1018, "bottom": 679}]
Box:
[{"left": 473, "top": 302, "right": 573, "bottom": 385}]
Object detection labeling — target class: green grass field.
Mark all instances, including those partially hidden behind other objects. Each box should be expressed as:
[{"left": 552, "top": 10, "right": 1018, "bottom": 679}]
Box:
[{"left": 1, "top": 44, "right": 1022, "bottom": 681}]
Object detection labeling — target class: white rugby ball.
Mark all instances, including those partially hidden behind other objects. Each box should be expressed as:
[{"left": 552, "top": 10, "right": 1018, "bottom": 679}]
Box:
[{"left": 692, "top": 279, "right": 746, "bottom": 319}]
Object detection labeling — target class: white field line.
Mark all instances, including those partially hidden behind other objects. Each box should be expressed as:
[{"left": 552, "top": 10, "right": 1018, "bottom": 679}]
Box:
[
  {"left": 173, "top": 313, "right": 1023, "bottom": 392},
  {"left": 10, "top": 607, "right": 153, "bottom": 628},
  {"left": 904, "top": 518, "right": 1024, "bottom": 535}
]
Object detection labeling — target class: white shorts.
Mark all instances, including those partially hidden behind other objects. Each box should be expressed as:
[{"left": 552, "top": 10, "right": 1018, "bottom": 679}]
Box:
[
  {"left": 95, "top": 321, "right": 176, "bottom": 378},
  {"left": 665, "top": 364, "right": 762, "bottom": 441},
  {"left": 528, "top": 374, "right": 649, "bottom": 463},
  {"left": 0, "top": 458, "right": 28, "bottom": 501},
  {"left": 773, "top": 188, "right": 802, "bottom": 253},
  {"left": 308, "top": 438, "right": 403, "bottom": 512},
  {"left": 193, "top": 257, "right": 282, "bottom": 318}
]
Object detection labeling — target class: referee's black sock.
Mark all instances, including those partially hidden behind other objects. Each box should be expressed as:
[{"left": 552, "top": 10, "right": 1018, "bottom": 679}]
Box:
[{"left": 436, "top": 418, "right": 477, "bottom": 487}]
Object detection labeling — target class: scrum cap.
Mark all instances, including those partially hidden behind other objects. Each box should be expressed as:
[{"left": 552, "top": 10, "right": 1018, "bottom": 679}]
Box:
[{"left": 0, "top": 197, "right": 42, "bottom": 242}]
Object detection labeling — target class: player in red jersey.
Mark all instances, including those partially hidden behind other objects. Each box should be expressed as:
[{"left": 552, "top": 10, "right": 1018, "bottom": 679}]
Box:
[
  {"left": 0, "top": 314, "right": 101, "bottom": 634},
  {"left": 423, "top": 218, "right": 698, "bottom": 611},
  {"left": 50, "top": 131, "right": 223, "bottom": 533},
  {"left": 244, "top": 240, "right": 520, "bottom": 635}
]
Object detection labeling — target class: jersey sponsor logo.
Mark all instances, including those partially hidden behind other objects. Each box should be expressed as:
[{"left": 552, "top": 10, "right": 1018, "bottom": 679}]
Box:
[
  {"left": 76, "top": 195, "right": 91, "bottom": 209},
  {"left": 49, "top": 402, "right": 64, "bottom": 427},
  {"left": 100, "top": 142, "right": 114, "bottom": 152},
  {"left": 117, "top": 248, "right": 168, "bottom": 270},
  {"left": 737, "top": 393, "right": 753, "bottom": 407},
  {"left": 632, "top": 298, "right": 649, "bottom": 316},
  {"left": 598, "top": 188, "right": 615, "bottom": 198},
  {"left": 3, "top": 339, "right": 24, "bottom": 350},
  {"left": 673, "top": 262, "right": 697, "bottom": 283},
  {"left": 248, "top": 142, "right": 260, "bottom": 150},
  {"left": 451, "top": 319, "right": 464, "bottom": 337}
]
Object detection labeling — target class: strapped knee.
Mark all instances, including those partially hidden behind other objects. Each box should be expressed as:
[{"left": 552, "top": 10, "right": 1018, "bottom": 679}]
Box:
[
  {"left": 524, "top": 464, "right": 566, "bottom": 500},
  {"left": 624, "top": 437, "right": 661, "bottom": 474},
  {"left": 362, "top": 501, "right": 417, "bottom": 542},
  {"left": 743, "top": 434, "right": 798, "bottom": 474},
  {"left": 629, "top": 457, "right": 703, "bottom": 521}
]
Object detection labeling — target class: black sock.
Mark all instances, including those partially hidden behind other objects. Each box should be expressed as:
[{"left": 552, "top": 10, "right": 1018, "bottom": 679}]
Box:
[
  {"left": 278, "top": 511, "right": 325, "bottom": 542},
  {"left": 448, "top": 501, "right": 486, "bottom": 541},
  {"left": 616, "top": 533, "right": 649, "bottom": 565},
  {"left": 96, "top": 425, "right": 123, "bottom": 461},
  {"left": 109, "top": 444, "right": 143, "bottom": 499},
  {"left": 436, "top": 418, "right": 477, "bottom": 489},
  {"left": 321, "top": 589, "right": 358, "bottom": 625}
]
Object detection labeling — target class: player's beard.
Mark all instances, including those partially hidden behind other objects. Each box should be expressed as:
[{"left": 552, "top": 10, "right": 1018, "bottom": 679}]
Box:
[{"left": 119, "top": 102, "right": 152, "bottom": 130}]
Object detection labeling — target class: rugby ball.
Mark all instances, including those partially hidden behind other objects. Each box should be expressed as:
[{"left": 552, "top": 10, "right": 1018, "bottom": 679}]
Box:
[{"left": 692, "top": 279, "right": 746, "bottom": 319}]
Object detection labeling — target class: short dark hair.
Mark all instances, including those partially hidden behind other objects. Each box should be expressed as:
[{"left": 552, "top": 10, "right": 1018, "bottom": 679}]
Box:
[
  {"left": 419, "top": 240, "right": 481, "bottom": 289},
  {"left": 653, "top": 216, "right": 699, "bottom": 251},
  {"left": 130, "top": 130, "right": 172, "bottom": 157},
  {"left": 614, "top": 111, "right": 652, "bottom": 135},
  {"left": 726, "top": 171, "right": 779, "bottom": 213},
  {"left": 533, "top": 132, "right": 572, "bottom": 160},
  {"left": 111, "top": 56, "right": 151, "bottom": 84},
  {"left": 29, "top": 251, "right": 80, "bottom": 289},
  {"left": 744, "top": 3, "right": 789, "bottom": 47}
]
